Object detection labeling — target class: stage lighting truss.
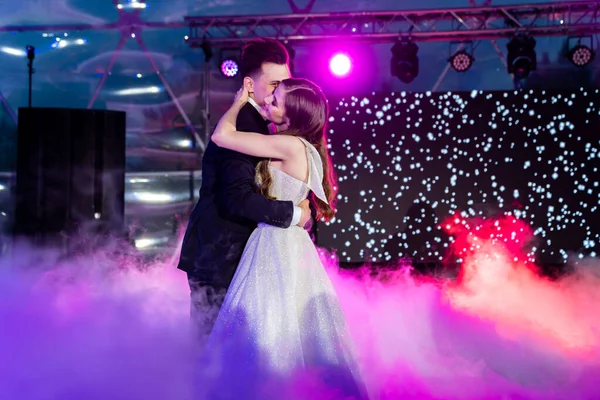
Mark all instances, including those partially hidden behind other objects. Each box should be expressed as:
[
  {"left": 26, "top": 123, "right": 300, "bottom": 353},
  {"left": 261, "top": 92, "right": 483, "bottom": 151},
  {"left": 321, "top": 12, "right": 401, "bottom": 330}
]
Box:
[
  {"left": 448, "top": 43, "right": 475, "bottom": 72},
  {"left": 2, "top": 1, "right": 599, "bottom": 146},
  {"left": 184, "top": 1, "right": 600, "bottom": 46},
  {"left": 566, "top": 36, "right": 595, "bottom": 67}
]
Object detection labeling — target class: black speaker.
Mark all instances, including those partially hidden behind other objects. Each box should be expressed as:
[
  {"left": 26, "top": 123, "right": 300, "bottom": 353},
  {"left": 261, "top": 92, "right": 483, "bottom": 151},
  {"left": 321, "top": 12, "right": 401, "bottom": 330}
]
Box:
[{"left": 13, "top": 108, "right": 126, "bottom": 246}]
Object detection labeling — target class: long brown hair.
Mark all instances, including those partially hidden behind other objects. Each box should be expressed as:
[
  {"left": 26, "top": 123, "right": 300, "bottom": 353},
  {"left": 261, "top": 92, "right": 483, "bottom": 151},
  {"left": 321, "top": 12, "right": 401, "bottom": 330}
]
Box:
[{"left": 256, "top": 78, "right": 337, "bottom": 222}]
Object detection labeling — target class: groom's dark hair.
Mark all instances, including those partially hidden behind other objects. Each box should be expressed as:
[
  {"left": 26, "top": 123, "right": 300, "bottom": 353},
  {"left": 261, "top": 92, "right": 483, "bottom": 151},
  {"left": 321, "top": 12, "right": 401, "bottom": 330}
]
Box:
[{"left": 240, "top": 38, "right": 290, "bottom": 78}]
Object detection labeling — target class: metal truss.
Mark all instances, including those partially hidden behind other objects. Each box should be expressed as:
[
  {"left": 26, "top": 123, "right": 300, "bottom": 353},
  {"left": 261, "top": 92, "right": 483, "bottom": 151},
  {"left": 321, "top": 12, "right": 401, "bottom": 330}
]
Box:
[{"left": 185, "top": 0, "right": 600, "bottom": 46}]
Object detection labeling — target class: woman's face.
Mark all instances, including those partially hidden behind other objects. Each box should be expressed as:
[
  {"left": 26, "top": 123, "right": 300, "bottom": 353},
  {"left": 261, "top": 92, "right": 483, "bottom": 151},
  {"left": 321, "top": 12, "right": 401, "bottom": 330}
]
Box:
[{"left": 263, "top": 85, "right": 289, "bottom": 127}]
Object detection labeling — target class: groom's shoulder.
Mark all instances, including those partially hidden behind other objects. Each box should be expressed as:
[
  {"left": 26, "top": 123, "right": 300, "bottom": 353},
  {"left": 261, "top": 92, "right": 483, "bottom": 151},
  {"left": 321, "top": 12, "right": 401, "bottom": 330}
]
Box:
[
  {"left": 237, "top": 103, "right": 263, "bottom": 130},
  {"left": 239, "top": 101, "right": 257, "bottom": 115}
]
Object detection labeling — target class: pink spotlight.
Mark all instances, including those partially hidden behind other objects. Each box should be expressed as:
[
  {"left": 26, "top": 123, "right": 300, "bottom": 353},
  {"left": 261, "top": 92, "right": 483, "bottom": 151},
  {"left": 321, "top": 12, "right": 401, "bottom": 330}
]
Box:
[{"left": 329, "top": 53, "right": 351, "bottom": 76}]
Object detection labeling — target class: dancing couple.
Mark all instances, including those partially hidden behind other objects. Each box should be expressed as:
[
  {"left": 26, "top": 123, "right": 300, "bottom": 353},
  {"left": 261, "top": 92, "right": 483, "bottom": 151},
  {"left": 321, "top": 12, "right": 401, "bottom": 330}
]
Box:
[{"left": 178, "top": 38, "right": 368, "bottom": 399}]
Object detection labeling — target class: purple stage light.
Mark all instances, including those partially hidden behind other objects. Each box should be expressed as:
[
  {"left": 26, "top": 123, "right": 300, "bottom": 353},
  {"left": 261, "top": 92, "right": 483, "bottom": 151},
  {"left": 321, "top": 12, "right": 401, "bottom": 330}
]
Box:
[
  {"left": 568, "top": 44, "right": 594, "bottom": 67},
  {"left": 220, "top": 59, "right": 239, "bottom": 78},
  {"left": 329, "top": 53, "right": 351, "bottom": 77}
]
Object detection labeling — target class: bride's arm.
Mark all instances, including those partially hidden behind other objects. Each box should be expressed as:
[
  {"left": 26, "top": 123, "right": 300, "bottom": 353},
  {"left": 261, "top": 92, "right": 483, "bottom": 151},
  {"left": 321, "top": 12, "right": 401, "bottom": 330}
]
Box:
[{"left": 212, "top": 88, "right": 303, "bottom": 160}]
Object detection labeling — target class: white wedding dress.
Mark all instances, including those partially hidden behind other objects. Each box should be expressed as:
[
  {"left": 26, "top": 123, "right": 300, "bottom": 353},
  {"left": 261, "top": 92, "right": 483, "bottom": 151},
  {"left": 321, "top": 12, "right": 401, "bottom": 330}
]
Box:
[{"left": 195, "top": 138, "right": 368, "bottom": 400}]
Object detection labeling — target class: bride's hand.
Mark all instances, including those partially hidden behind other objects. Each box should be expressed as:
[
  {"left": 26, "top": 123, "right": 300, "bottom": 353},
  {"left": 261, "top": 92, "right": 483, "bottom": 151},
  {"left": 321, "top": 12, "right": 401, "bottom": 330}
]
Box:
[{"left": 234, "top": 86, "right": 249, "bottom": 105}]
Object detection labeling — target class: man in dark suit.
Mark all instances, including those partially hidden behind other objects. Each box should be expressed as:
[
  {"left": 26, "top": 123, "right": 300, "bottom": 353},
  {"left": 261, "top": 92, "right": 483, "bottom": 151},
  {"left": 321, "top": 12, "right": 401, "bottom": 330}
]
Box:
[{"left": 177, "top": 38, "right": 311, "bottom": 335}]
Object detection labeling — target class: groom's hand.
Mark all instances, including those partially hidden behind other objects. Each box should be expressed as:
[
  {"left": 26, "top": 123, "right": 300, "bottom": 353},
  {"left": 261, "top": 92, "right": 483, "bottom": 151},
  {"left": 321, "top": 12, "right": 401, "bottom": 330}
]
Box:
[{"left": 297, "top": 199, "right": 311, "bottom": 228}]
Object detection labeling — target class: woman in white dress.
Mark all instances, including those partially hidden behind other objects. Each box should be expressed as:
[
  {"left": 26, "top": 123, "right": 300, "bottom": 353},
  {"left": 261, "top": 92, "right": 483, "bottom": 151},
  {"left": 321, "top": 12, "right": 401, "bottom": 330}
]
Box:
[{"left": 196, "top": 78, "right": 368, "bottom": 400}]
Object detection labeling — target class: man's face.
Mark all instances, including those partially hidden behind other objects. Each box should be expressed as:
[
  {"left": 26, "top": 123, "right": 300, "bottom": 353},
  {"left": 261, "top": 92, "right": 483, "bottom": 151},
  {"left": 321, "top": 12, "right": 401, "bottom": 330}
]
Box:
[{"left": 249, "top": 62, "right": 290, "bottom": 106}]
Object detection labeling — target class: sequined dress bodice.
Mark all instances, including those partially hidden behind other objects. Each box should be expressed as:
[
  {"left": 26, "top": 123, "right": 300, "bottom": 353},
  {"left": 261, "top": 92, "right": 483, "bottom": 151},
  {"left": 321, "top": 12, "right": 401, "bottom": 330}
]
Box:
[{"left": 267, "top": 167, "right": 310, "bottom": 205}]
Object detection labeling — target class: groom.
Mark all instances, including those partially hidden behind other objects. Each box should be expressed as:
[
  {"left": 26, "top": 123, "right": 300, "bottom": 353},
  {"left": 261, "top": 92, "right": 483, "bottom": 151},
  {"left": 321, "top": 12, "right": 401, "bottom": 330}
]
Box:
[{"left": 177, "top": 38, "right": 311, "bottom": 335}]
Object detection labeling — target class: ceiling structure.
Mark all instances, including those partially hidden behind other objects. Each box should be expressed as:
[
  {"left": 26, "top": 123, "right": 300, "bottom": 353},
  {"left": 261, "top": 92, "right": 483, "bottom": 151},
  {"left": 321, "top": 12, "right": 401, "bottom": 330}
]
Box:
[
  {"left": 0, "top": 0, "right": 599, "bottom": 151},
  {"left": 184, "top": 1, "right": 600, "bottom": 45}
]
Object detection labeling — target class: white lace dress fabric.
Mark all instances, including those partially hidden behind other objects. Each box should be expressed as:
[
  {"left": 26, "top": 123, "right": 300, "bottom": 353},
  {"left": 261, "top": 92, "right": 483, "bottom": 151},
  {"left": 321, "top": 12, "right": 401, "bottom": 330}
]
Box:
[{"left": 196, "top": 138, "right": 368, "bottom": 399}]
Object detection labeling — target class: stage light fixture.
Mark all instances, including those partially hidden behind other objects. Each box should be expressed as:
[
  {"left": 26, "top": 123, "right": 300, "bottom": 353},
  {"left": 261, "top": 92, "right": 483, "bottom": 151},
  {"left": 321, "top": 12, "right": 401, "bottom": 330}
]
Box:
[
  {"left": 220, "top": 59, "right": 239, "bottom": 78},
  {"left": 449, "top": 50, "right": 474, "bottom": 72},
  {"left": 329, "top": 53, "right": 352, "bottom": 77},
  {"left": 391, "top": 39, "right": 419, "bottom": 84},
  {"left": 506, "top": 35, "right": 537, "bottom": 79},
  {"left": 567, "top": 44, "right": 594, "bottom": 67},
  {"left": 219, "top": 48, "right": 241, "bottom": 78}
]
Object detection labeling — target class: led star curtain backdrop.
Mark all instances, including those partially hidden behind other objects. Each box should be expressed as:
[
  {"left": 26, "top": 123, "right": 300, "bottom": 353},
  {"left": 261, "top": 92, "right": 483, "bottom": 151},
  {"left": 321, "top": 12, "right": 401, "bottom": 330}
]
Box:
[{"left": 319, "top": 89, "right": 600, "bottom": 264}]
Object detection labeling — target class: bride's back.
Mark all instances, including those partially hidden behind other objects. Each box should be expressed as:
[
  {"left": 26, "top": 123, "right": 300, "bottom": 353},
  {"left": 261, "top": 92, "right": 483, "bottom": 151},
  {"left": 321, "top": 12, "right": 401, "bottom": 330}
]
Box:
[
  {"left": 265, "top": 165, "right": 310, "bottom": 205},
  {"left": 259, "top": 137, "right": 323, "bottom": 205},
  {"left": 269, "top": 135, "right": 309, "bottom": 183}
]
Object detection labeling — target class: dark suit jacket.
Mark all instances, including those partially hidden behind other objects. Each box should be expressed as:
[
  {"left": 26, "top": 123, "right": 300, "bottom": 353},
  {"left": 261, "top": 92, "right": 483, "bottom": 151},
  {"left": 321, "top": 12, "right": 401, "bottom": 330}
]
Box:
[{"left": 177, "top": 102, "right": 294, "bottom": 288}]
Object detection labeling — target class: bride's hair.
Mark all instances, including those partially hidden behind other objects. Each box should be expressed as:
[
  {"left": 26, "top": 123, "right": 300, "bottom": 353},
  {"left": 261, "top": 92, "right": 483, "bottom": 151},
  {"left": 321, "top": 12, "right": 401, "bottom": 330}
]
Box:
[{"left": 256, "top": 78, "right": 337, "bottom": 222}]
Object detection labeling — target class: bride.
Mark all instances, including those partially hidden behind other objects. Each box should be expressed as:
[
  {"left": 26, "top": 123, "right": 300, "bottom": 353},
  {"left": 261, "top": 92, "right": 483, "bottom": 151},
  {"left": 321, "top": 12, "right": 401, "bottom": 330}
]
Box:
[{"left": 195, "top": 78, "right": 368, "bottom": 400}]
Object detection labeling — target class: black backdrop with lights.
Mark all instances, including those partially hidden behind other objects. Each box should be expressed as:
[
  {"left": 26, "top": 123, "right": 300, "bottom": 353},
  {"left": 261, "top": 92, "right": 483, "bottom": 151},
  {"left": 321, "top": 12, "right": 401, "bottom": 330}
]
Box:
[{"left": 316, "top": 89, "right": 600, "bottom": 265}]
